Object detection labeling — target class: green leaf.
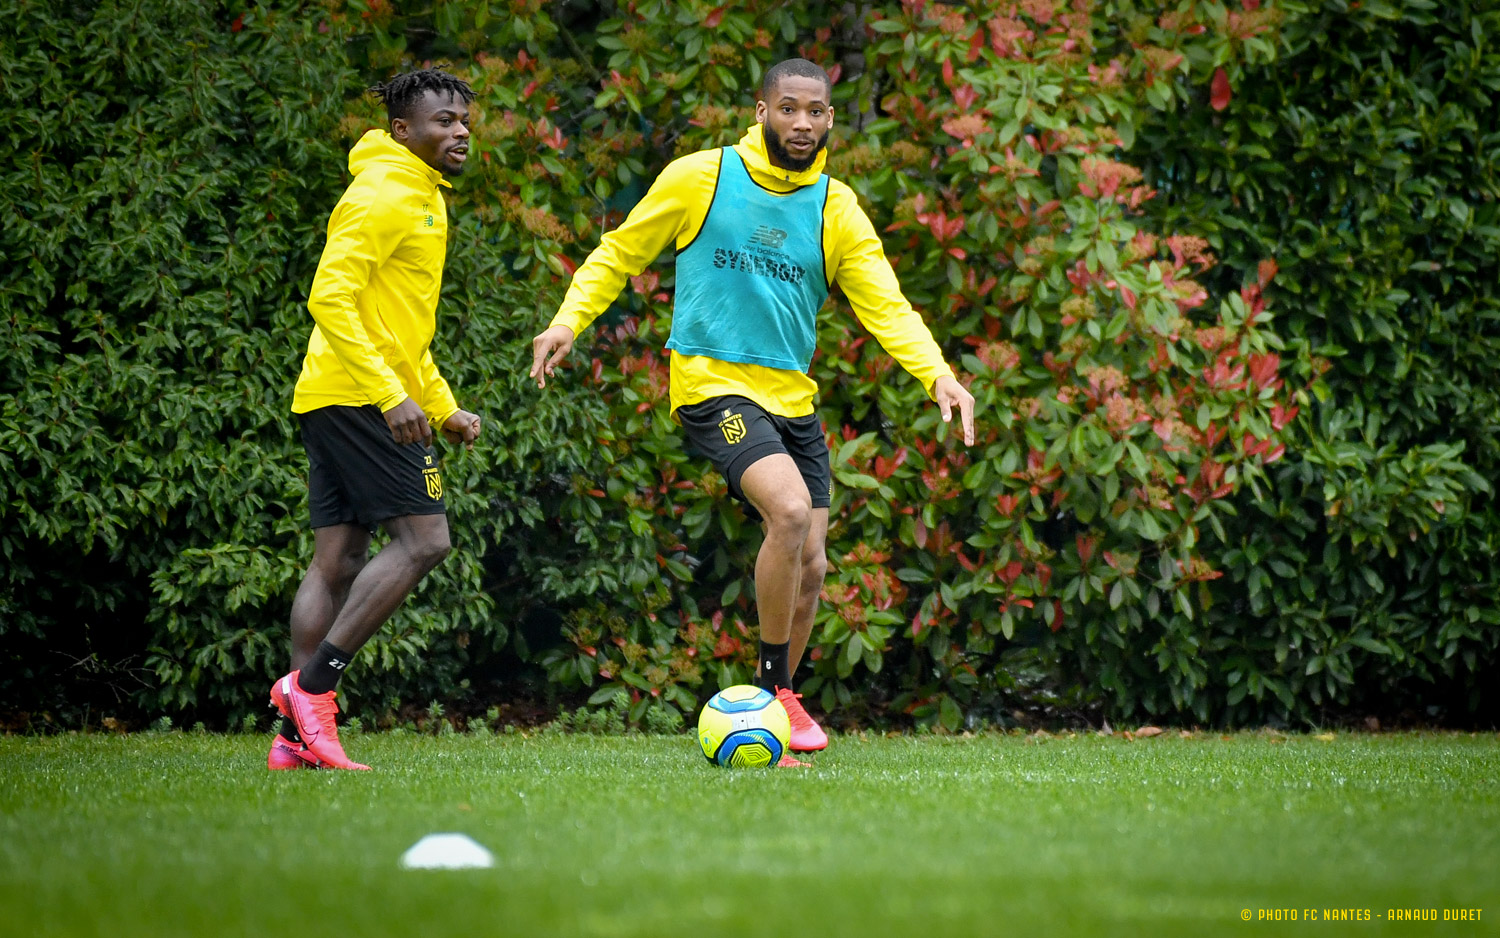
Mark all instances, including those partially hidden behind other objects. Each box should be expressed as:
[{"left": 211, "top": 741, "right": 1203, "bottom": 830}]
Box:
[{"left": 938, "top": 694, "right": 963, "bottom": 732}]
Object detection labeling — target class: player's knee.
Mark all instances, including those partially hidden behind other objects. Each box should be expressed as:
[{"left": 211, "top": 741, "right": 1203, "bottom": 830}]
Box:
[
  {"left": 313, "top": 549, "right": 367, "bottom": 589},
  {"left": 802, "top": 549, "right": 828, "bottom": 584},
  {"left": 336, "top": 553, "right": 368, "bottom": 586},
  {"left": 411, "top": 533, "right": 451, "bottom": 573},
  {"left": 764, "top": 498, "right": 812, "bottom": 541}
]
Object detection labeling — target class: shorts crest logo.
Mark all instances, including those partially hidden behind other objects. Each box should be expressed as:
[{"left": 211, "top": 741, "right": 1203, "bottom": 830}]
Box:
[
  {"left": 718, "top": 410, "right": 747, "bottom": 445},
  {"left": 423, "top": 467, "right": 443, "bottom": 500}
]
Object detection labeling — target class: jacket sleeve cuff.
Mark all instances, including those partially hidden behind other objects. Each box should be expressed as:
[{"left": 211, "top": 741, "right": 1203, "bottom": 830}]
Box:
[
  {"left": 549, "top": 312, "right": 589, "bottom": 336},
  {"left": 375, "top": 388, "right": 409, "bottom": 412},
  {"left": 926, "top": 367, "right": 956, "bottom": 400}
]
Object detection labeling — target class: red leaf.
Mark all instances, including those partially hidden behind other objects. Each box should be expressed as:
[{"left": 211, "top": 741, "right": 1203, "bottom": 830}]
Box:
[
  {"left": 1247, "top": 352, "right": 1281, "bottom": 390},
  {"left": 1076, "top": 534, "right": 1097, "bottom": 564},
  {"left": 1271, "top": 402, "right": 1299, "bottom": 430},
  {"left": 1210, "top": 68, "right": 1232, "bottom": 111},
  {"left": 230, "top": 13, "right": 243, "bottom": 31},
  {"left": 713, "top": 631, "right": 741, "bottom": 658},
  {"left": 630, "top": 270, "right": 660, "bottom": 296},
  {"left": 704, "top": 5, "right": 726, "bottom": 27},
  {"left": 1257, "top": 257, "right": 1278, "bottom": 288}
]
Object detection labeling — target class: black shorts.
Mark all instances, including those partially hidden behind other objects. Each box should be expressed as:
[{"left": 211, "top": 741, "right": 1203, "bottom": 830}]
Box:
[
  {"left": 677, "top": 395, "right": 832, "bottom": 521},
  {"left": 298, "top": 405, "right": 445, "bottom": 530}
]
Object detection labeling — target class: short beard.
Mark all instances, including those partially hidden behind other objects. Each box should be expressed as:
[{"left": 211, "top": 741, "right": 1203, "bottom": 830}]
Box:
[{"left": 764, "top": 123, "right": 829, "bottom": 173}]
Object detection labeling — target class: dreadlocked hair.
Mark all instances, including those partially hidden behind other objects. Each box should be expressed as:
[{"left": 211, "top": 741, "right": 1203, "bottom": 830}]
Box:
[
  {"left": 370, "top": 67, "right": 475, "bottom": 121},
  {"left": 759, "top": 58, "right": 831, "bottom": 102}
]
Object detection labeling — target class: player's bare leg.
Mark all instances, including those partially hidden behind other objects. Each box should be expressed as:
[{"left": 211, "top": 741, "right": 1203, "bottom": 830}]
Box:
[
  {"left": 289, "top": 524, "right": 372, "bottom": 670},
  {"left": 272, "top": 513, "right": 450, "bottom": 770},
  {"left": 788, "top": 507, "right": 829, "bottom": 673},
  {"left": 323, "top": 513, "right": 450, "bottom": 653},
  {"left": 740, "top": 456, "right": 828, "bottom": 751},
  {"left": 271, "top": 523, "right": 369, "bottom": 769},
  {"left": 740, "top": 454, "right": 811, "bottom": 652}
]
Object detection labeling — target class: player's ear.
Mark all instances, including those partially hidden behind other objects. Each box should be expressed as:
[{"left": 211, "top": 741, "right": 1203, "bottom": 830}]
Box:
[
  {"left": 755, "top": 100, "right": 766, "bottom": 124},
  {"left": 390, "top": 116, "right": 409, "bottom": 141}
]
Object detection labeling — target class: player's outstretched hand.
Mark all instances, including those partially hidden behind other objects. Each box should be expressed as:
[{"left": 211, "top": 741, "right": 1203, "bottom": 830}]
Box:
[
  {"left": 442, "top": 409, "right": 482, "bottom": 450},
  {"left": 932, "top": 374, "right": 976, "bottom": 446},
  {"left": 530, "top": 324, "right": 576, "bottom": 389},
  {"left": 384, "top": 397, "right": 433, "bottom": 447}
]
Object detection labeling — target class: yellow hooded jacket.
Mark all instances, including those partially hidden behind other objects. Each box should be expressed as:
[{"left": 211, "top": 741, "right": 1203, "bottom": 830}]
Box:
[
  {"left": 550, "top": 125, "right": 953, "bottom": 418},
  {"left": 292, "top": 130, "right": 460, "bottom": 428}
]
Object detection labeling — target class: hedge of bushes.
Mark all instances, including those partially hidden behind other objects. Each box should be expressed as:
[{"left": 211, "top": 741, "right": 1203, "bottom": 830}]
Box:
[
  {"left": 2, "top": 0, "right": 361, "bottom": 721},
  {"left": 1130, "top": 0, "right": 1500, "bottom": 723},
  {"left": 2, "top": 0, "right": 1494, "bottom": 731}
]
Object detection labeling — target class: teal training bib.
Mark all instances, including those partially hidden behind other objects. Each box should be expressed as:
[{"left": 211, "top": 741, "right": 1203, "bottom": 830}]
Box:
[{"left": 667, "top": 148, "right": 830, "bottom": 372}]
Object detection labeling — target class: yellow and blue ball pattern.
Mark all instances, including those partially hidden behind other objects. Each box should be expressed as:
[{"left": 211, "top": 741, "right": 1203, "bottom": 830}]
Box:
[{"left": 697, "top": 685, "right": 791, "bottom": 768}]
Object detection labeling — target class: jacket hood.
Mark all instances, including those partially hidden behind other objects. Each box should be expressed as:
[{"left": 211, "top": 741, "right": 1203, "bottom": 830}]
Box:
[
  {"left": 736, "top": 123, "right": 827, "bottom": 187},
  {"left": 348, "top": 129, "right": 451, "bottom": 188}
]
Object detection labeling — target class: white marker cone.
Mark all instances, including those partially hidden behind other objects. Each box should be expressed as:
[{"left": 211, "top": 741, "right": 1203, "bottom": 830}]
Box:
[{"left": 399, "top": 833, "right": 494, "bottom": 870}]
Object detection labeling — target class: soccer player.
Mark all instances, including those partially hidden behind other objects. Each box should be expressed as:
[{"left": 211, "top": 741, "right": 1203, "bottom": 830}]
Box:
[
  {"left": 268, "top": 68, "right": 483, "bottom": 771},
  {"left": 529, "top": 58, "right": 975, "bottom": 765}
]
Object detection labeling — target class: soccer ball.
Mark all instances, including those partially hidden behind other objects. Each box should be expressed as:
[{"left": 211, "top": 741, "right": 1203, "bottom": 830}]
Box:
[{"left": 697, "top": 685, "right": 791, "bottom": 768}]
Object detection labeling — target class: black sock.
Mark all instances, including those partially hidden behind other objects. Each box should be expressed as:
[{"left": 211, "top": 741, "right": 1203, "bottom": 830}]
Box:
[
  {"left": 297, "top": 640, "right": 355, "bottom": 695},
  {"left": 279, "top": 717, "right": 301, "bottom": 744},
  {"left": 757, "top": 640, "right": 792, "bottom": 692}
]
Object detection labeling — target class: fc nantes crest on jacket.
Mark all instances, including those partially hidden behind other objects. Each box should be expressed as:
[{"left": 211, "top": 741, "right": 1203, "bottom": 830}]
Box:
[{"left": 668, "top": 148, "right": 830, "bottom": 373}]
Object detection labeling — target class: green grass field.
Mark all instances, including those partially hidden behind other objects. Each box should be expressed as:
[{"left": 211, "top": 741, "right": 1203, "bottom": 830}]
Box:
[{"left": 2, "top": 731, "right": 1497, "bottom": 937}]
